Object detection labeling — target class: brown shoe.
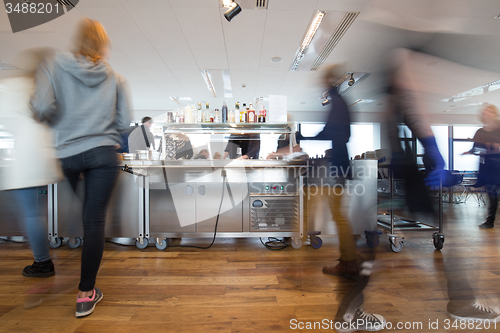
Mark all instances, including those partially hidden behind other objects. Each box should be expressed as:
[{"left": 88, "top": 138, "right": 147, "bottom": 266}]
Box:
[{"left": 323, "top": 260, "right": 359, "bottom": 277}]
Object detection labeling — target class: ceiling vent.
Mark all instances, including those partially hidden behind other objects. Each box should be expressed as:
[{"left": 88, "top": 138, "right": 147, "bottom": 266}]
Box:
[
  {"left": 310, "top": 12, "right": 359, "bottom": 71},
  {"left": 255, "top": 0, "right": 268, "bottom": 9}
]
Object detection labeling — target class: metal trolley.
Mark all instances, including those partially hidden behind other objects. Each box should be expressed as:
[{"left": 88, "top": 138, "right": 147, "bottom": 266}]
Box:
[{"left": 377, "top": 171, "right": 445, "bottom": 253}]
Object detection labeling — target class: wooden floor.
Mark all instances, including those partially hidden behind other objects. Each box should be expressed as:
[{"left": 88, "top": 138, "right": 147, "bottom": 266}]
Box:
[{"left": 1, "top": 200, "right": 500, "bottom": 333}]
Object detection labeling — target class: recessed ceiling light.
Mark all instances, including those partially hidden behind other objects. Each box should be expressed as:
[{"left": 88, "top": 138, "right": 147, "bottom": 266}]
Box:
[{"left": 271, "top": 57, "right": 282, "bottom": 63}]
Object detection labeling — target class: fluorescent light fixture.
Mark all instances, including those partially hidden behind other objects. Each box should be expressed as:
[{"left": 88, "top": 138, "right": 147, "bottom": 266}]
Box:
[
  {"left": 291, "top": 11, "right": 325, "bottom": 71},
  {"left": 222, "top": 70, "right": 233, "bottom": 98},
  {"left": 441, "top": 79, "right": 500, "bottom": 103},
  {"left": 349, "top": 99, "right": 375, "bottom": 107},
  {"left": 444, "top": 102, "right": 486, "bottom": 113},
  {"left": 201, "top": 70, "right": 217, "bottom": 98}
]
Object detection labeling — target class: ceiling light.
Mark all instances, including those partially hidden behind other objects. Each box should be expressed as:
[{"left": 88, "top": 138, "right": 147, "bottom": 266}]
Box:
[
  {"left": 222, "top": 0, "right": 232, "bottom": 8},
  {"left": 224, "top": 2, "right": 242, "bottom": 22},
  {"left": 291, "top": 11, "right": 325, "bottom": 71},
  {"left": 348, "top": 73, "right": 355, "bottom": 86},
  {"left": 201, "top": 70, "right": 217, "bottom": 98},
  {"left": 441, "top": 79, "right": 500, "bottom": 103},
  {"left": 222, "top": 70, "right": 233, "bottom": 98},
  {"left": 271, "top": 57, "right": 282, "bottom": 63}
]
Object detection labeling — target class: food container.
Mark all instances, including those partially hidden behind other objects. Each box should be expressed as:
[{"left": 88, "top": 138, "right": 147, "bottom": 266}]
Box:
[
  {"left": 136, "top": 150, "right": 150, "bottom": 160},
  {"left": 122, "top": 153, "right": 135, "bottom": 160}
]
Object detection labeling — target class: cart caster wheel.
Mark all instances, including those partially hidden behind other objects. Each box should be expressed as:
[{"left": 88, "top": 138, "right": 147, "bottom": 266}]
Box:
[
  {"left": 48, "top": 237, "right": 62, "bottom": 249},
  {"left": 389, "top": 237, "right": 404, "bottom": 253},
  {"left": 155, "top": 238, "right": 168, "bottom": 250},
  {"left": 67, "top": 237, "right": 82, "bottom": 249},
  {"left": 291, "top": 238, "right": 303, "bottom": 249},
  {"left": 310, "top": 236, "right": 322, "bottom": 249},
  {"left": 433, "top": 233, "right": 445, "bottom": 251},
  {"left": 135, "top": 238, "right": 149, "bottom": 250}
]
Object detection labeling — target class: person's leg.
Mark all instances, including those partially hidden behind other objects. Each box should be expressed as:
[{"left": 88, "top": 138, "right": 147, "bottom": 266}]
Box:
[
  {"left": 78, "top": 147, "right": 118, "bottom": 294},
  {"left": 12, "top": 187, "right": 54, "bottom": 277},
  {"left": 323, "top": 183, "right": 358, "bottom": 277},
  {"left": 480, "top": 185, "right": 498, "bottom": 228},
  {"left": 13, "top": 187, "right": 51, "bottom": 262}
]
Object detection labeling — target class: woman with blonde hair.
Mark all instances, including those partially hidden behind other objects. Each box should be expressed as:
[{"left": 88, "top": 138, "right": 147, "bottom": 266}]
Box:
[
  {"left": 30, "top": 18, "right": 132, "bottom": 317},
  {"left": 465, "top": 104, "right": 500, "bottom": 228}
]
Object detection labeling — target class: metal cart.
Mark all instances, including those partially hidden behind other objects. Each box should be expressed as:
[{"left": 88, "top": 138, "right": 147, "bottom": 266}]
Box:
[{"left": 377, "top": 171, "right": 445, "bottom": 253}]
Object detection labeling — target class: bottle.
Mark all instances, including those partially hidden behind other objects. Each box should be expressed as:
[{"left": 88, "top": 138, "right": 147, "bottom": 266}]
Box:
[
  {"left": 205, "top": 103, "right": 210, "bottom": 123},
  {"left": 210, "top": 111, "right": 214, "bottom": 123},
  {"left": 248, "top": 103, "right": 256, "bottom": 123},
  {"left": 228, "top": 109, "right": 235, "bottom": 123},
  {"left": 197, "top": 103, "right": 203, "bottom": 123},
  {"left": 235, "top": 102, "right": 240, "bottom": 123},
  {"left": 241, "top": 103, "right": 248, "bottom": 123},
  {"left": 184, "top": 105, "right": 192, "bottom": 123},
  {"left": 236, "top": 147, "right": 242, "bottom": 159},
  {"left": 178, "top": 110, "right": 185, "bottom": 123},
  {"left": 258, "top": 97, "right": 266, "bottom": 123},
  {"left": 214, "top": 109, "right": 221, "bottom": 123},
  {"left": 221, "top": 101, "right": 228, "bottom": 123}
]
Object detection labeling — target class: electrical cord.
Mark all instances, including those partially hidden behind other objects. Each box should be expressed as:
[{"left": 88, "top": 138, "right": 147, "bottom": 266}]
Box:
[
  {"left": 260, "top": 237, "right": 289, "bottom": 250},
  {"left": 167, "top": 169, "right": 227, "bottom": 250}
]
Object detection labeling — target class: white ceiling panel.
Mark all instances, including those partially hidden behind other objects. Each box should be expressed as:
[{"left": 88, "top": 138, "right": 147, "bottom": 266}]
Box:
[
  {"left": 222, "top": 9, "right": 266, "bottom": 70},
  {"left": 255, "top": 70, "right": 286, "bottom": 96},
  {"left": 119, "top": 0, "right": 170, "bottom": 7},
  {"left": 407, "top": 0, "right": 469, "bottom": 18},
  {"left": 77, "top": 0, "right": 121, "bottom": 8},
  {"left": 278, "top": 71, "right": 317, "bottom": 95},
  {"left": 172, "top": 70, "right": 213, "bottom": 99},
  {"left": 463, "top": 0, "right": 500, "bottom": 18},
  {"left": 173, "top": 8, "right": 228, "bottom": 70},
  {"left": 142, "top": 69, "right": 188, "bottom": 97},
  {"left": 125, "top": 7, "right": 198, "bottom": 70},
  {"left": 169, "top": 0, "right": 219, "bottom": 9},
  {"left": 259, "top": 10, "right": 315, "bottom": 71},
  {"left": 268, "top": 0, "right": 320, "bottom": 11},
  {"left": 78, "top": 7, "right": 169, "bottom": 71},
  {"left": 229, "top": 70, "right": 259, "bottom": 99},
  {"left": 363, "top": 0, "right": 419, "bottom": 14},
  {"left": 316, "top": 0, "right": 369, "bottom": 12}
]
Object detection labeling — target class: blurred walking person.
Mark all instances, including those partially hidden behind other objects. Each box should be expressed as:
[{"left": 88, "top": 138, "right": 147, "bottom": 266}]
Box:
[
  {"left": 464, "top": 105, "right": 500, "bottom": 229},
  {"left": 30, "top": 18, "right": 132, "bottom": 317},
  {"left": 0, "top": 48, "right": 63, "bottom": 278}
]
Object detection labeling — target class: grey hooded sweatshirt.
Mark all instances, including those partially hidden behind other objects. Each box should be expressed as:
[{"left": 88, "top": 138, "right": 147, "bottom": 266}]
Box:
[{"left": 30, "top": 52, "right": 132, "bottom": 158}]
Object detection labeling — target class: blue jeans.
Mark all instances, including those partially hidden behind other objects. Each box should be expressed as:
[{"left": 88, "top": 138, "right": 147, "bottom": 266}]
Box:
[
  {"left": 61, "top": 146, "right": 118, "bottom": 292},
  {"left": 12, "top": 187, "right": 51, "bottom": 262}
]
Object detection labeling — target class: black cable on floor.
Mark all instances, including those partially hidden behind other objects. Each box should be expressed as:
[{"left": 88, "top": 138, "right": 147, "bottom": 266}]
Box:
[
  {"left": 260, "top": 237, "right": 289, "bottom": 250},
  {"left": 168, "top": 169, "right": 227, "bottom": 250}
]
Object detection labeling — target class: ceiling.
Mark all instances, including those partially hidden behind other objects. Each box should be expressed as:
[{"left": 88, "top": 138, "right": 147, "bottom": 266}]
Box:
[{"left": 1, "top": 0, "right": 499, "bottom": 123}]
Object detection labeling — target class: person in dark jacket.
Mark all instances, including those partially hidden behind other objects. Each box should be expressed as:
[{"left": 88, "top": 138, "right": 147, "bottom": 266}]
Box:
[{"left": 224, "top": 134, "right": 260, "bottom": 159}]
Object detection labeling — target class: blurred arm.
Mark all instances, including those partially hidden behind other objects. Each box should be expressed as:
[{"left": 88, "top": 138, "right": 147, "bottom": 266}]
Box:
[{"left": 30, "top": 61, "right": 58, "bottom": 123}]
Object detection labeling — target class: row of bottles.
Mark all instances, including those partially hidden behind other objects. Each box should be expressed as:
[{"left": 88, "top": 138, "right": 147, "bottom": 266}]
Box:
[{"left": 167, "top": 98, "right": 267, "bottom": 124}]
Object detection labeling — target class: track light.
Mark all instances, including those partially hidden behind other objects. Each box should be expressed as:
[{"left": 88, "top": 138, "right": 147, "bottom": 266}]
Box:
[
  {"left": 348, "top": 73, "right": 355, "bottom": 86},
  {"left": 322, "top": 99, "right": 330, "bottom": 107},
  {"left": 224, "top": 1, "right": 242, "bottom": 22}
]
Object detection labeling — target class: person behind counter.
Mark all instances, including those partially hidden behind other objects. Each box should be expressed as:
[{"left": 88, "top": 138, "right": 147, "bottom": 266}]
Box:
[
  {"left": 224, "top": 134, "right": 260, "bottom": 159},
  {"left": 30, "top": 18, "right": 132, "bottom": 318},
  {"left": 128, "top": 117, "right": 155, "bottom": 153}
]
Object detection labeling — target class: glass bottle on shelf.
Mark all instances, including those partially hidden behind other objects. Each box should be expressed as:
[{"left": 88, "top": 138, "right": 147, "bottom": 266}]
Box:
[
  {"left": 221, "top": 101, "right": 228, "bottom": 123},
  {"left": 214, "top": 109, "right": 221, "bottom": 123},
  {"left": 197, "top": 102, "right": 202, "bottom": 123},
  {"left": 228, "top": 109, "right": 235, "bottom": 123},
  {"left": 205, "top": 103, "right": 210, "bottom": 123},
  {"left": 178, "top": 110, "right": 185, "bottom": 123},
  {"left": 248, "top": 103, "right": 256, "bottom": 123},
  {"left": 258, "top": 97, "right": 266, "bottom": 123},
  {"left": 241, "top": 103, "right": 248, "bottom": 123},
  {"left": 210, "top": 111, "right": 214, "bottom": 123},
  {"left": 235, "top": 102, "right": 240, "bottom": 123}
]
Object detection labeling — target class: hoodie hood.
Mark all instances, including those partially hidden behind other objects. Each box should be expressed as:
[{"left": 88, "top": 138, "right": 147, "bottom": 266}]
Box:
[{"left": 55, "top": 52, "right": 111, "bottom": 87}]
